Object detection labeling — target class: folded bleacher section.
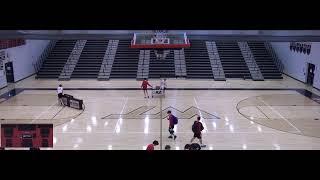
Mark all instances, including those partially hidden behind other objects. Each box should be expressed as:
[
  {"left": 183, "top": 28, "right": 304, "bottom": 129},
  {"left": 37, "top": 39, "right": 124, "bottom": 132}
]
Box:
[
  {"left": 36, "top": 40, "right": 77, "bottom": 79},
  {"left": 71, "top": 40, "right": 109, "bottom": 78},
  {"left": 184, "top": 40, "right": 214, "bottom": 79},
  {"left": 36, "top": 38, "right": 283, "bottom": 80},
  {"left": 215, "top": 42, "right": 252, "bottom": 79},
  {"left": 247, "top": 42, "right": 283, "bottom": 79},
  {"left": 148, "top": 50, "right": 176, "bottom": 78},
  {"left": 109, "top": 40, "right": 140, "bottom": 79}
]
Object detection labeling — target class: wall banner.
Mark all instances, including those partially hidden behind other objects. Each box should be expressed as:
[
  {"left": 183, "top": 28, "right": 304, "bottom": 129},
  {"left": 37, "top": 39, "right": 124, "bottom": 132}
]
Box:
[{"left": 289, "top": 42, "right": 312, "bottom": 55}]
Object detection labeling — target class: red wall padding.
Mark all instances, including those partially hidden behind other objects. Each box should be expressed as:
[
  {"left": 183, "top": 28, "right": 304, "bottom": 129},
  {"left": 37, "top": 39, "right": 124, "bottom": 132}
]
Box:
[{"left": 0, "top": 39, "right": 26, "bottom": 50}]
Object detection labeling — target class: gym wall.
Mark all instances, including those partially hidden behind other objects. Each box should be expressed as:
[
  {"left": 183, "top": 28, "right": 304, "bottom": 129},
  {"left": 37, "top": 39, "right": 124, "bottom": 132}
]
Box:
[
  {"left": 271, "top": 42, "right": 320, "bottom": 89},
  {"left": 5, "top": 40, "right": 49, "bottom": 82}
]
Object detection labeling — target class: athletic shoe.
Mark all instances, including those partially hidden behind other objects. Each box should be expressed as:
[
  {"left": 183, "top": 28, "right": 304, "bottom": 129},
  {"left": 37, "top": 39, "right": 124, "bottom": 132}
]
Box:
[
  {"left": 174, "top": 135, "right": 177, "bottom": 140},
  {"left": 200, "top": 144, "right": 206, "bottom": 148},
  {"left": 168, "top": 136, "right": 173, "bottom": 139}
]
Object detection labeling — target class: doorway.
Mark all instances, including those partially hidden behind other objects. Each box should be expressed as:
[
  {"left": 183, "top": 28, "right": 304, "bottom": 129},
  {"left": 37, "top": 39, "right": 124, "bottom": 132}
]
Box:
[
  {"left": 5, "top": 62, "right": 14, "bottom": 83},
  {"left": 306, "top": 63, "right": 315, "bottom": 86}
]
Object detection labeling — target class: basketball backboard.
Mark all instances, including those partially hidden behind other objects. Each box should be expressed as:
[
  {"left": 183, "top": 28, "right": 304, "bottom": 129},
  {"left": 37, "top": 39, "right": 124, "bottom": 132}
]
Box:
[{"left": 131, "top": 32, "right": 190, "bottom": 49}]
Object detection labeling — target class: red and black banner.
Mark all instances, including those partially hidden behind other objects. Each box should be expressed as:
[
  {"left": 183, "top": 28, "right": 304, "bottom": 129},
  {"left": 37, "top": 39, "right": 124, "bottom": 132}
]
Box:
[{"left": 0, "top": 39, "right": 25, "bottom": 50}]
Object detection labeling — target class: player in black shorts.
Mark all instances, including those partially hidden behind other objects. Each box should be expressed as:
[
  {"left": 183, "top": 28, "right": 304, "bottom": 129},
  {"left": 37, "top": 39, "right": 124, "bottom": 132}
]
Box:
[
  {"left": 57, "top": 84, "right": 64, "bottom": 106},
  {"left": 191, "top": 116, "right": 206, "bottom": 148}
]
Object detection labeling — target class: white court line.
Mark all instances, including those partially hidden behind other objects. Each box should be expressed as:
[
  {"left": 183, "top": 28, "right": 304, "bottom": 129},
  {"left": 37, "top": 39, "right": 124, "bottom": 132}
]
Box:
[
  {"left": 258, "top": 97, "right": 301, "bottom": 133},
  {"left": 193, "top": 97, "right": 208, "bottom": 133},
  {"left": 0, "top": 98, "right": 6, "bottom": 103},
  {"left": 120, "top": 97, "right": 128, "bottom": 115},
  {"left": 55, "top": 131, "right": 281, "bottom": 134},
  {"left": 114, "top": 97, "right": 128, "bottom": 133},
  {"left": 31, "top": 101, "right": 57, "bottom": 123}
]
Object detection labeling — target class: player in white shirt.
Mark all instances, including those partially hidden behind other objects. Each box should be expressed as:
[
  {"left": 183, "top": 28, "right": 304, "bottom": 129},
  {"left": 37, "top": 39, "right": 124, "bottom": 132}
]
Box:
[
  {"left": 160, "top": 78, "right": 167, "bottom": 93},
  {"left": 57, "top": 84, "right": 64, "bottom": 106}
]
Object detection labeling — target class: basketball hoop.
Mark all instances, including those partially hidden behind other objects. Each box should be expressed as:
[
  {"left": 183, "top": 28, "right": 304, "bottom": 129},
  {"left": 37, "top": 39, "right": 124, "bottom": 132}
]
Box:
[
  {"left": 131, "top": 31, "right": 190, "bottom": 49},
  {"left": 152, "top": 30, "right": 169, "bottom": 45}
]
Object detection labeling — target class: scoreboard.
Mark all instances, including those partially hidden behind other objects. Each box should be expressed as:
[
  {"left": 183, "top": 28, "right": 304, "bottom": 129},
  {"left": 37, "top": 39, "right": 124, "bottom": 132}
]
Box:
[{"left": 1, "top": 124, "right": 53, "bottom": 148}]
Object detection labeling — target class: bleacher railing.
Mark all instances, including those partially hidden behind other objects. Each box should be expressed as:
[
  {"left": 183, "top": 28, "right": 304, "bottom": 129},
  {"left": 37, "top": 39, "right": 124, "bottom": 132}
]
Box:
[
  {"left": 33, "top": 40, "right": 57, "bottom": 73},
  {"left": 238, "top": 42, "right": 264, "bottom": 80},
  {"left": 206, "top": 41, "right": 225, "bottom": 79},
  {"left": 59, "top": 40, "right": 87, "bottom": 78},
  {"left": 239, "top": 42, "right": 260, "bottom": 72},
  {"left": 264, "top": 42, "right": 284, "bottom": 73}
]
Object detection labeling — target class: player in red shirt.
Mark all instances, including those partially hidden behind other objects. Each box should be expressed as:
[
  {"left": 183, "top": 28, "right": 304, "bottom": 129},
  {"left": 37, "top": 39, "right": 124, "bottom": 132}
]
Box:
[
  {"left": 146, "top": 140, "right": 159, "bottom": 150},
  {"left": 141, "top": 78, "right": 152, "bottom": 98}
]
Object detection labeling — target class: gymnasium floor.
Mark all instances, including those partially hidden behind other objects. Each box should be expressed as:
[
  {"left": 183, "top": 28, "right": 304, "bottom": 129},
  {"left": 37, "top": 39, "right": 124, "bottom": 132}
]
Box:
[{"left": 1, "top": 74, "right": 320, "bottom": 150}]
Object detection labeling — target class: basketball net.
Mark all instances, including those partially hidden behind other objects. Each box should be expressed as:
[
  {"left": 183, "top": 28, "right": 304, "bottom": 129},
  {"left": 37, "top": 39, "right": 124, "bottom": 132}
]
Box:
[{"left": 152, "top": 30, "right": 169, "bottom": 60}]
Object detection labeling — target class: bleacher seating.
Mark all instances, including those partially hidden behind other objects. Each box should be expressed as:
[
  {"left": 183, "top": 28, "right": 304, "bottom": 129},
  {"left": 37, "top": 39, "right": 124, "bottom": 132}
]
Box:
[
  {"left": 148, "top": 50, "right": 176, "bottom": 78},
  {"left": 216, "top": 42, "right": 251, "bottom": 79},
  {"left": 247, "top": 42, "right": 283, "bottom": 79},
  {"left": 109, "top": 40, "right": 140, "bottom": 79},
  {"left": 71, "top": 40, "right": 109, "bottom": 78},
  {"left": 184, "top": 40, "right": 214, "bottom": 79},
  {"left": 36, "top": 40, "right": 77, "bottom": 79},
  {"left": 35, "top": 38, "right": 283, "bottom": 81}
]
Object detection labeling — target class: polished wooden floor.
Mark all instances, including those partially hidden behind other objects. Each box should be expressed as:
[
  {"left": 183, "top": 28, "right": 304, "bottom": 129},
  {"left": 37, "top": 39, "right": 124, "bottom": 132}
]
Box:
[{"left": 1, "top": 75, "right": 320, "bottom": 150}]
